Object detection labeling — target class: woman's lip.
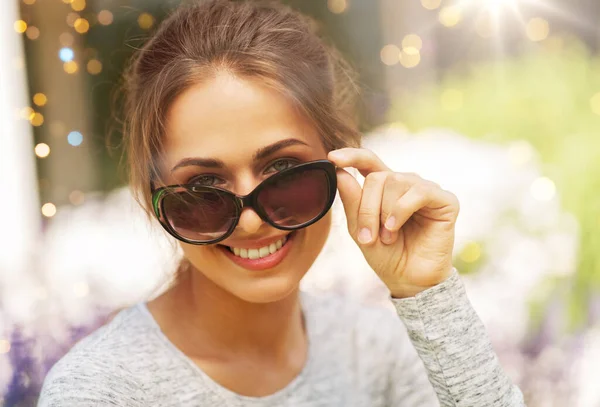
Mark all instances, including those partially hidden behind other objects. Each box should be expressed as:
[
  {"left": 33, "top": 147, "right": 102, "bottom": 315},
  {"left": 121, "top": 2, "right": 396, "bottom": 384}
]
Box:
[{"left": 219, "top": 231, "right": 295, "bottom": 272}]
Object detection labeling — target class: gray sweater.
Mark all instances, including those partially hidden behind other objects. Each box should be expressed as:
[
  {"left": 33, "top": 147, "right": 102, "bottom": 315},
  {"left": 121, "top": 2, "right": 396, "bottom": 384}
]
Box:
[{"left": 38, "top": 269, "right": 525, "bottom": 406}]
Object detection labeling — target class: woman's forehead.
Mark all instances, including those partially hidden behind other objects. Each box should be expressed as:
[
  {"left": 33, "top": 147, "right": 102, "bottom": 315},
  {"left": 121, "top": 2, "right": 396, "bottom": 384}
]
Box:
[{"left": 161, "top": 74, "right": 323, "bottom": 170}]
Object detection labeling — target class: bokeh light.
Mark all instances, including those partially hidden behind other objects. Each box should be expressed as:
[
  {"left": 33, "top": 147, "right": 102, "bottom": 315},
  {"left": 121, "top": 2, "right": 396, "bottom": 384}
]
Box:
[
  {"left": 399, "top": 50, "right": 421, "bottom": 68},
  {"left": 420, "top": 0, "right": 442, "bottom": 10},
  {"left": 41, "top": 203, "right": 57, "bottom": 218},
  {"left": 327, "top": 0, "right": 347, "bottom": 14},
  {"left": 33, "top": 93, "right": 47, "bottom": 106},
  {"left": 530, "top": 177, "right": 556, "bottom": 201},
  {"left": 67, "top": 131, "right": 83, "bottom": 146},
  {"left": 25, "top": 26, "right": 40, "bottom": 40},
  {"left": 459, "top": 241, "right": 482, "bottom": 263},
  {"left": 30, "top": 112, "right": 44, "bottom": 127},
  {"left": 70, "top": 0, "right": 86, "bottom": 12},
  {"left": 74, "top": 18, "right": 90, "bottom": 34},
  {"left": 98, "top": 10, "right": 114, "bottom": 25},
  {"left": 402, "top": 34, "right": 423, "bottom": 53},
  {"left": 35, "top": 143, "right": 50, "bottom": 158},
  {"left": 138, "top": 13, "right": 154, "bottom": 30},
  {"left": 86, "top": 59, "right": 102, "bottom": 75},
  {"left": 439, "top": 5, "right": 462, "bottom": 28},
  {"left": 59, "top": 47, "right": 74, "bottom": 62},
  {"left": 526, "top": 17, "right": 550, "bottom": 42},
  {"left": 380, "top": 44, "right": 400, "bottom": 66},
  {"left": 508, "top": 140, "right": 535, "bottom": 168},
  {"left": 63, "top": 61, "right": 78, "bottom": 74},
  {"left": 69, "top": 190, "right": 85, "bottom": 206},
  {"left": 14, "top": 20, "right": 27, "bottom": 33}
]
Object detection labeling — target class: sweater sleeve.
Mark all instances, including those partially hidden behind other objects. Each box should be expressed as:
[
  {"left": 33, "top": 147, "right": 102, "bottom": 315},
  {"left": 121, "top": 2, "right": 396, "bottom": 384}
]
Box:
[{"left": 389, "top": 268, "right": 526, "bottom": 407}]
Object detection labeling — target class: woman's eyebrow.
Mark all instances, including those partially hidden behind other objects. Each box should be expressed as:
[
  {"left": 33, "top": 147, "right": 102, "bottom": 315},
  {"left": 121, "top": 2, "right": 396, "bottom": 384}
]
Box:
[
  {"left": 170, "top": 157, "right": 225, "bottom": 173},
  {"left": 252, "top": 138, "right": 309, "bottom": 161},
  {"left": 170, "top": 138, "right": 309, "bottom": 173}
]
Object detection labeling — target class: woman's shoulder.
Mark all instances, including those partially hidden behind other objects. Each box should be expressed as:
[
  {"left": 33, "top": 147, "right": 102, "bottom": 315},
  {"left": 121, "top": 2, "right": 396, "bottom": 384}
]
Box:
[
  {"left": 58, "top": 303, "right": 158, "bottom": 360},
  {"left": 38, "top": 304, "right": 158, "bottom": 406}
]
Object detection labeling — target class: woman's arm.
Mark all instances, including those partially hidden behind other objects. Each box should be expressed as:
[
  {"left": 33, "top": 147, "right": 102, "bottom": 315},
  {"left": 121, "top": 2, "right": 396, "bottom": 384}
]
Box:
[
  {"left": 327, "top": 148, "right": 524, "bottom": 405},
  {"left": 389, "top": 269, "right": 525, "bottom": 407}
]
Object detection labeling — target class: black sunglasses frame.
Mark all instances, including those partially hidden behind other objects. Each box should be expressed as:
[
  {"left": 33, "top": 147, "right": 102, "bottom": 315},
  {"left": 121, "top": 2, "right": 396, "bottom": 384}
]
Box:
[{"left": 151, "top": 160, "right": 337, "bottom": 245}]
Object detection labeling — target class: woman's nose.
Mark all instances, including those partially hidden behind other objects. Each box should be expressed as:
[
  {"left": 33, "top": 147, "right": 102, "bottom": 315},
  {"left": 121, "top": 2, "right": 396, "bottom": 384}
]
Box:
[
  {"left": 236, "top": 207, "right": 264, "bottom": 234},
  {"left": 233, "top": 176, "right": 264, "bottom": 234}
]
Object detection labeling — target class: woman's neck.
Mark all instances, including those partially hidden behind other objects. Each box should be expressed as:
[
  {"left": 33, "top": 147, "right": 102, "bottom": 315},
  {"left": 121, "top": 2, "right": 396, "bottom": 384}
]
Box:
[{"left": 149, "top": 268, "right": 307, "bottom": 363}]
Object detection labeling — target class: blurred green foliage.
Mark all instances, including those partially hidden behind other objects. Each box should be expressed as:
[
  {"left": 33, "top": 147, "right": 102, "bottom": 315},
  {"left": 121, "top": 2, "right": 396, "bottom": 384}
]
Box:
[{"left": 390, "top": 37, "right": 600, "bottom": 330}]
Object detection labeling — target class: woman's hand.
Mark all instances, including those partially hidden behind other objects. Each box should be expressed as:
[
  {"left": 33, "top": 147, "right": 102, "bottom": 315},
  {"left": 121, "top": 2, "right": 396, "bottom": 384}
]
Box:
[{"left": 328, "top": 148, "right": 460, "bottom": 298}]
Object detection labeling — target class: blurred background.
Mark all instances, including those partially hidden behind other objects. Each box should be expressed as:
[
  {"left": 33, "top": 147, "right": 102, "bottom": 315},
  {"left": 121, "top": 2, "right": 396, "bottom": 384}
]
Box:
[{"left": 1, "top": 0, "right": 599, "bottom": 405}]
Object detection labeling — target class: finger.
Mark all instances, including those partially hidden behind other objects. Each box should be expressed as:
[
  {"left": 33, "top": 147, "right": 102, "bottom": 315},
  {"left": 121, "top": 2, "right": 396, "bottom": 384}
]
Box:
[
  {"left": 387, "top": 183, "right": 458, "bottom": 233},
  {"left": 379, "top": 173, "right": 416, "bottom": 245},
  {"left": 334, "top": 168, "right": 362, "bottom": 237},
  {"left": 328, "top": 148, "right": 390, "bottom": 178},
  {"left": 356, "top": 172, "right": 388, "bottom": 246}
]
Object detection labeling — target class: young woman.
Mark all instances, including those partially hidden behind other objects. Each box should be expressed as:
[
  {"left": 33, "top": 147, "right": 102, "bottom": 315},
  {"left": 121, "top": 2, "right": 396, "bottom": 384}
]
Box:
[{"left": 39, "top": 0, "right": 525, "bottom": 405}]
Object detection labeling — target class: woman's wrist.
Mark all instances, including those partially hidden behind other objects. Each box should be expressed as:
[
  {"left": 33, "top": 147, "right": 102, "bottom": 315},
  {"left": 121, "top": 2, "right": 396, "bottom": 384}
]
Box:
[{"left": 389, "top": 266, "right": 455, "bottom": 299}]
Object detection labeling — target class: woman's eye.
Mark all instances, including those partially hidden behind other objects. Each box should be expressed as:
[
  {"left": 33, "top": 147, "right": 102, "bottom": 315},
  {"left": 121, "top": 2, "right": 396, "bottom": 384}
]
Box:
[
  {"left": 187, "top": 174, "right": 222, "bottom": 186},
  {"left": 265, "top": 159, "right": 297, "bottom": 173}
]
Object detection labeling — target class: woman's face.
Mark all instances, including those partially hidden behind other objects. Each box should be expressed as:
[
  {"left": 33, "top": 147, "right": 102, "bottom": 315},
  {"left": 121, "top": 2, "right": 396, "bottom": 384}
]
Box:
[{"left": 161, "top": 73, "right": 332, "bottom": 303}]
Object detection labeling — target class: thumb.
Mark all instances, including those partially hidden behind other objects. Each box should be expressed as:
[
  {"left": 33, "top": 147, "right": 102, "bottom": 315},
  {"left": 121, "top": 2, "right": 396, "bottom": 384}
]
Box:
[{"left": 335, "top": 168, "right": 362, "bottom": 235}]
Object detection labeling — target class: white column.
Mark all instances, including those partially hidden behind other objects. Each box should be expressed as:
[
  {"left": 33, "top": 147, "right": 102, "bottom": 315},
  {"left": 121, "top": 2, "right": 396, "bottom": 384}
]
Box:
[{"left": 0, "top": 1, "right": 41, "bottom": 275}]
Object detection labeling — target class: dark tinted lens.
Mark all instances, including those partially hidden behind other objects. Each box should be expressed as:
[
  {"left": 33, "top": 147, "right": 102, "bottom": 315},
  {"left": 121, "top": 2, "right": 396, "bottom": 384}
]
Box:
[
  {"left": 257, "top": 168, "right": 330, "bottom": 227},
  {"left": 162, "top": 189, "right": 237, "bottom": 241}
]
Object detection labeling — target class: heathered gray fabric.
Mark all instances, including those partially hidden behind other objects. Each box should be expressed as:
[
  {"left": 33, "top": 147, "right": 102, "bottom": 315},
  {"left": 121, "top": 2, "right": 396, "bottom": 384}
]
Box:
[{"left": 39, "top": 269, "right": 525, "bottom": 406}]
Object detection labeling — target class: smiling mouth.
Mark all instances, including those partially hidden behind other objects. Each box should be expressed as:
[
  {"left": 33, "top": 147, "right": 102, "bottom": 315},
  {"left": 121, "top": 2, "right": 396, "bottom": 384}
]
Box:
[
  {"left": 222, "top": 235, "right": 289, "bottom": 259},
  {"left": 217, "top": 231, "right": 295, "bottom": 271}
]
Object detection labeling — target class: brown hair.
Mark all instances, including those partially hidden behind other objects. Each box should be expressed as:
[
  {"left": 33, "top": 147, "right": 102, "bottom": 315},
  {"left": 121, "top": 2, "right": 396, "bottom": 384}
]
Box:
[{"left": 120, "top": 0, "right": 362, "bottom": 275}]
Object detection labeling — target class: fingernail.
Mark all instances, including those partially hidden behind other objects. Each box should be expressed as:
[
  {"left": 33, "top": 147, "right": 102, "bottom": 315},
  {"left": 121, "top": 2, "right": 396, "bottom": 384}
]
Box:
[
  {"left": 381, "top": 227, "right": 393, "bottom": 244},
  {"left": 385, "top": 216, "right": 396, "bottom": 230},
  {"left": 358, "top": 228, "right": 372, "bottom": 244}
]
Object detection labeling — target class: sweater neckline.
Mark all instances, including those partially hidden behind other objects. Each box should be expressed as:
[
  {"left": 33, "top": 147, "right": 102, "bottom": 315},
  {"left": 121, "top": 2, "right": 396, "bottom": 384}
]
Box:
[{"left": 135, "top": 291, "right": 316, "bottom": 404}]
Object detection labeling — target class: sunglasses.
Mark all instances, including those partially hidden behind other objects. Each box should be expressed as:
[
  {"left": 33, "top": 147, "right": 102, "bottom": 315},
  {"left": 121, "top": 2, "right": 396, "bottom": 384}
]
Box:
[{"left": 151, "top": 160, "right": 337, "bottom": 245}]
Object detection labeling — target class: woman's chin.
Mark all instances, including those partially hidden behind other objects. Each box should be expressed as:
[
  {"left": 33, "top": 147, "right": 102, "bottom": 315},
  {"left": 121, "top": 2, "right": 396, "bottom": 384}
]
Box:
[{"left": 228, "top": 272, "right": 303, "bottom": 304}]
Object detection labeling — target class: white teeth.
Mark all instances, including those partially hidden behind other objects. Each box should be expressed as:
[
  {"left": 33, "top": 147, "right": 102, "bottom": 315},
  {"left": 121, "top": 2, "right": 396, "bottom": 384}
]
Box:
[{"left": 228, "top": 236, "right": 288, "bottom": 259}]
